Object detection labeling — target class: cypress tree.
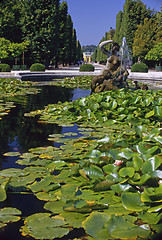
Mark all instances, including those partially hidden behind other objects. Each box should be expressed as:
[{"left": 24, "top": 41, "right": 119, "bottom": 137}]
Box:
[
  {"left": 64, "top": 14, "right": 73, "bottom": 65},
  {"left": 114, "top": 11, "right": 123, "bottom": 43},
  {"left": 76, "top": 40, "right": 82, "bottom": 63},
  {"left": 119, "top": 0, "right": 153, "bottom": 49},
  {"left": 72, "top": 29, "right": 77, "bottom": 64},
  {"left": 59, "top": 1, "right": 68, "bottom": 66}
]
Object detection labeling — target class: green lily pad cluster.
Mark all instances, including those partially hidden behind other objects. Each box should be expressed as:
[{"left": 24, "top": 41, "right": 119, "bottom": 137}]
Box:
[
  {"left": 0, "top": 123, "right": 161, "bottom": 239},
  {"left": 0, "top": 207, "right": 21, "bottom": 229},
  {"left": 25, "top": 88, "right": 162, "bottom": 129},
  {"left": 51, "top": 75, "right": 93, "bottom": 89},
  {"left": 0, "top": 78, "right": 40, "bottom": 97},
  {"left": 0, "top": 100, "right": 15, "bottom": 120}
]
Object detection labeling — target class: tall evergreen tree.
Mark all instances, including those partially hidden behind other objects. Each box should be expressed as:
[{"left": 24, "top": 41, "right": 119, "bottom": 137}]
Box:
[
  {"left": 76, "top": 40, "right": 82, "bottom": 63},
  {"left": 71, "top": 29, "right": 77, "bottom": 64},
  {"left": 0, "top": 0, "right": 22, "bottom": 42},
  {"left": 59, "top": 1, "right": 68, "bottom": 66},
  {"left": 20, "top": 0, "right": 60, "bottom": 66},
  {"left": 64, "top": 14, "right": 73, "bottom": 65},
  {"left": 119, "top": 0, "right": 153, "bottom": 49},
  {"left": 114, "top": 11, "right": 123, "bottom": 43}
]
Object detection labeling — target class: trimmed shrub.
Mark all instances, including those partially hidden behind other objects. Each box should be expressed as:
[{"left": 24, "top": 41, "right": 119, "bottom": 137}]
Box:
[
  {"left": 79, "top": 64, "right": 94, "bottom": 72},
  {"left": 0, "top": 64, "right": 11, "bottom": 72},
  {"left": 131, "top": 62, "right": 148, "bottom": 72},
  {"left": 30, "top": 63, "right": 45, "bottom": 72}
]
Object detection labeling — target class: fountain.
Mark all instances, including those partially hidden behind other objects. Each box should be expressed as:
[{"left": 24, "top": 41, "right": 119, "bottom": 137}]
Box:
[{"left": 91, "top": 37, "right": 132, "bottom": 93}]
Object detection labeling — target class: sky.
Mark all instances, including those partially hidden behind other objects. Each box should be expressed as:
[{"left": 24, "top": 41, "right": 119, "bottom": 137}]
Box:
[{"left": 61, "top": 0, "right": 161, "bottom": 46}]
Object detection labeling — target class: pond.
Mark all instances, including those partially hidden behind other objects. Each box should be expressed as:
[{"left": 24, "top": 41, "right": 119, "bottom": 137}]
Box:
[{"left": 0, "top": 85, "right": 91, "bottom": 240}]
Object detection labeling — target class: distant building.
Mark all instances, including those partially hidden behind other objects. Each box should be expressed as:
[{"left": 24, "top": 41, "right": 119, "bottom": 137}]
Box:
[{"left": 83, "top": 52, "right": 93, "bottom": 63}]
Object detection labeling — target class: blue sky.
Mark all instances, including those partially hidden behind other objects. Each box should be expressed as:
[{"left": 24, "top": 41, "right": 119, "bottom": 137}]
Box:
[{"left": 61, "top": 0, "right": 161, "bottom": 46}]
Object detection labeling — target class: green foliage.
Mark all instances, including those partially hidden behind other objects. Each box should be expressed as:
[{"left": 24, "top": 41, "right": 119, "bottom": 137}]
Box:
[
  {"left": 131, "top": 62, "right": 148, "bottom": 72},
  {"left": 0, "top": 78, "right": 40, "bottom": 99},
  {"left": 0, "top": 0, "right": 22, "bottom": 42},
  {"left": 119, "top": 0, "right": 153, "bottom": 49},
  {"left": 114, "top": 11, "right": 123, "bottom": 43},
  {"left": 145, "top": 42, "right": 162, "bottom": 63},
  {"left": 133, "top": 18, "right": 159, "bottom": 59},
  {"left": 1, "top": 87, "right": 162, "bottom": 239},
  {"left": 30, "top": 63, "right": 45, "bottom": 72},
  {"left": 0, "top": 63, "right": 11, "bottom": 72},
  {"left": 79, "top": 64, "right": 94, "bottom": 72},
  {"left": 0, "top": 37, "right": 11, "bottom": 61},
  {"left": 52, "top": 75, "right": 93, "bottom": 89}
]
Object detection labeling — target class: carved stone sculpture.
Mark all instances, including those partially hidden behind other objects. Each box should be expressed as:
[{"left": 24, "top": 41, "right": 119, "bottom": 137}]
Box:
[{"left": 91, "top": 40, "right": 129, "bottom": 93}]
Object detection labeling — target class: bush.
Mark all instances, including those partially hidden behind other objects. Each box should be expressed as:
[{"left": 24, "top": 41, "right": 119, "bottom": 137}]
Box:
[
  {"left": 0, "top": 64, "right": 11, "bottom": 72},
  {"left": 131, "top": 62, "right": 148, "bottom": 72},
  {"left": 79, "top": 64, "right": 94, "bottom": 72},
  {"left": 30, "top": 63, "right": 45, "bottom": 72}
]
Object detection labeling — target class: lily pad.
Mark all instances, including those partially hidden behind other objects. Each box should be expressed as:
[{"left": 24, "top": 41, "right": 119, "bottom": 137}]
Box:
[{"left": 20, "top": 213, "right": 69, "bottom": 239}]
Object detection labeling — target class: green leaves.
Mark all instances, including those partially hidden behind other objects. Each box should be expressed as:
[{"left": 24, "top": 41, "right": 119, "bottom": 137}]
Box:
[
  {"left": 0, "top": 208, "right": 21, "bottom": 229},
  {"left": 20, "top": 213, "right": 69, "bottom": 240}
]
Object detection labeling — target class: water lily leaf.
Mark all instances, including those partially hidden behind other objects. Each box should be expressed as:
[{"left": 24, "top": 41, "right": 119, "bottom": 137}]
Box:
[
  {"left": 35, "top": 191, "right": 58, "bottom": 201},
  {"left": 122, "top": 192, "right": 147, "bottom": 211},
  {"left": 83, "top": 165, "right": 104, "bottom": 179},
  {"left": 93, "top": 180, "right": 114, "bottom": 191},
  {"left": 110, "top": 100, "right": 117, "bottom": 110},
  {"left": 142, "top": 157, "right": 161, "bottom": 177},
  {"left": 103, "top": 164, "right": 119, "bottom": 174},
  {"left": 0, "top": 168, "right": 26, "bottom": 178},
  {"left": 138, "top": 212, "right": 161, "bottom": 225},
  {"left": 129, "top": 174, "right": 151, "bottom": 186},
  {"left": 82, "top": 212, "right": 111, "bottom": 240},
  {"left": 145, "top": 110, "right": 154, "bottom": 118},
  {"left": 153, "top": 136, "right": 162, "bottom": 144},
  {"left": 106, "top": 215, "right": 150, "bottom": 239},
  {"left": 29, "top": 175, "right": 60, "bottom": 193},
  {"left": 104, "top": 203, "right": 131, "bottom": 215},
  {"left": 111, "top": 183, "right": 132, "bottom": 194},
  {"left": 119, "top": 167, "right": 135, "bottom": 178},
  {"left": 0, "top": 207, "right": 21, "bottom": 225},
  {"left": 60, "top": 212, "right": 87, "bottom": 228},
  {"left": 154, "top": 106, "right": 162, "bottom": 119},
  {"left": 61, "top": 184, "right": 78, "bottom": 198},
  {"left": 118, "top": 148, "right": 139, "bottom": 160},
  {"left": 85, "top": 150, "right": 101, "bottom": 158},
  {"left": 44, "top": 200, "right": 64, "bottom": 214},
  {"left": 147, "top": 204, "right": 162, "bottom": 213},
  {"left": 141, "top": 185, "right": 162, "bottom": 203},
  {"left": 20, "top": 213, "right": 69, "bottom": 239},
  {"left": 3, "top": 151, "right": 20, "bottom": 157},
  {"left": 0, "top": 179, "right": 10, "bottom": 201}
]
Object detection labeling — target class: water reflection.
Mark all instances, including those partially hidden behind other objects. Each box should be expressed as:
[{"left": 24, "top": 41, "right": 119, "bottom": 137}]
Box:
[{"left": 0, "top": 85, "right": 90, "bottom": 169}]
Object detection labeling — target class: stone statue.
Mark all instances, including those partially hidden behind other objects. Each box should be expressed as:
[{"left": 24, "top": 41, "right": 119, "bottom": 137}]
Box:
[{"left": 91, "top": 40, "right": 129, "bottom": 93}]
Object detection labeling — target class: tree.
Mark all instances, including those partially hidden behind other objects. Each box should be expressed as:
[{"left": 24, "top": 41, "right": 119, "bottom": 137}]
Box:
[
  {"left": 59, "top": 1, "right": 68, "bottom": 66},
  {"left": 71, "top": 29, "right": 77, "bottom": 64},
  {"left": 21, "top": 0, "right": 60, "bottom": 66},
  {"left": 118, "top": 0, "right": 154, "bottom": 49},
  {"left": 132, "top": 18, "right": 158, "bottom": 60},
  {"left": 76, "top": 40, "right": 82, "bottom": 63},
  {"left": 145, "top": 42, "right": 162, "bottom": 65},
  {"left": 114, "top": 11, "right": 123, "bottom": 43},
  {"left": 0, "top": 38, "right": 11, "bottom": 63},
  {"left": 64, "top": 14, "right": 73, "bottom": 65},
  {"left": 9, "top": 41, "right": 30, "bottom": 65},
  {"left": 0, "top": 0, "right": 22, "bottom": 42}
]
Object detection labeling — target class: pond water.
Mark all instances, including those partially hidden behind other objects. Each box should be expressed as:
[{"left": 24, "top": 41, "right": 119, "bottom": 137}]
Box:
[{"left": 0, "top": 85, "right": 91, "bottom": 240}]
